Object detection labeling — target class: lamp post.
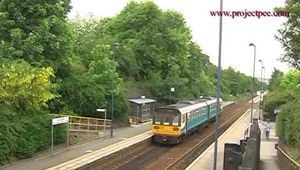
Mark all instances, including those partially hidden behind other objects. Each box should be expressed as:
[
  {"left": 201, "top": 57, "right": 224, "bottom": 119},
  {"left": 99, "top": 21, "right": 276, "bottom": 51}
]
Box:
[
  {"left": 213, "top": 0, "right": 223, "bottom": 169},
  {"left": 97, "top": 109, "right": 107, "bottom": 133},
  {"left": 111, "top": 42, "right": 119, "bottom": 138},
  {"left": 258, "top": 59, "right": 263, "bottom": 120},
  {"left": 262, "top": 66, "right": 265, "bottom": 113},
  {"left": 249, "top": 43, "right": 256, "bottom": 123}
]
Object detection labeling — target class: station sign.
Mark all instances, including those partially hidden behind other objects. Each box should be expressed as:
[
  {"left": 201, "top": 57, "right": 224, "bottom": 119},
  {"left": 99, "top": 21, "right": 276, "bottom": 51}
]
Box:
[{"left": 52, "top": 117, "right": 69, "bottom": 125}]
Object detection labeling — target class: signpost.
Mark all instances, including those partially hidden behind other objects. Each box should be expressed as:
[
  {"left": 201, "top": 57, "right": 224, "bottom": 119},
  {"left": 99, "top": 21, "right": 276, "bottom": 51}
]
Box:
[
  {"left": 97, "top": 109, "right": 107, "bottom": 133},
  {"left": 51, "top": 117, "right": 69, "bottom": 153}
]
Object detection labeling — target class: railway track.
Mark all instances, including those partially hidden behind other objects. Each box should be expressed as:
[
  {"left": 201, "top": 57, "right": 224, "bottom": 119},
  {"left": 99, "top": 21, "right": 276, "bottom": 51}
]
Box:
[{"left": 79, "top": 99, "right": 251, "bottom": 170}]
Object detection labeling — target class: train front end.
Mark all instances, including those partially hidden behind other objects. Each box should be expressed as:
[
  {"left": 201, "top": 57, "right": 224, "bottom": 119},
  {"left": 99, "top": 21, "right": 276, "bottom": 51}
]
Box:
[{"left": 152, "top": 108, "right": 184, "bottom": 144}]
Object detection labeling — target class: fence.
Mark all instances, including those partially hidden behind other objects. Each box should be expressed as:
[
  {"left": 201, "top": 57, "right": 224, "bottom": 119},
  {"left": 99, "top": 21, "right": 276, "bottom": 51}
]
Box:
[
  {"left": 51, "top": 114, "right": 112, "bottom": 145},
  {"left": 68, "top": 115, "right": 111, "bottom": 132}
]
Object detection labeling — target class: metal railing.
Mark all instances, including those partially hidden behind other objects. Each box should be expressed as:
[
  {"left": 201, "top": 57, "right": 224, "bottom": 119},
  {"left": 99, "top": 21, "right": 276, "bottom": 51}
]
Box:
[
  {"left": 68, "top": 115, "right": 111, "bottom": 132},
  {"left": 51, "top": 114, "right": 111, "bottom": 132},
  {"left": 277, "top": 143, "right": 300, "bottom": 170}
]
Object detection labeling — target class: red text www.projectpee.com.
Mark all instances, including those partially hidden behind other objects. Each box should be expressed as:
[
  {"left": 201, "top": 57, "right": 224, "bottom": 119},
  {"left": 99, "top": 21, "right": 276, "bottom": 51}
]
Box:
[{"left": 210, "top": 10, "right": 289, "bottom": 19}]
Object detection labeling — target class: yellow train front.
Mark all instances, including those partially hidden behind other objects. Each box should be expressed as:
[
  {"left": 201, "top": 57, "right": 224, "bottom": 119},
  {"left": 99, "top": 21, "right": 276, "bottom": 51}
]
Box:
[{"left": 152, "top": 106, "right": 185, "bottom": 144}]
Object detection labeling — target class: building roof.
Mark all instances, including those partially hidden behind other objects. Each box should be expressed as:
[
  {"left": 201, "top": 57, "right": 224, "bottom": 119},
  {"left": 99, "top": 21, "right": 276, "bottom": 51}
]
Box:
[{"left": 129, "top": 98, "right": 156, "bottom": 104}]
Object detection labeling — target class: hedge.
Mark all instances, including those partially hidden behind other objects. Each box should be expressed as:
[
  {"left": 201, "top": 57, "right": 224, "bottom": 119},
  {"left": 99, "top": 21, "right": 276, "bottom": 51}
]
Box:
[{"left": 0, "top": 105, "right": 66, "bottom": 164}]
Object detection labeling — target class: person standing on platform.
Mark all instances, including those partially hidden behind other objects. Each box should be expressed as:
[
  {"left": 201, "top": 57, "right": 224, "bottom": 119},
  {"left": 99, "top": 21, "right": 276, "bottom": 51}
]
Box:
[{"left": 264, "top": 120, "right": 272, "bottom": 140}]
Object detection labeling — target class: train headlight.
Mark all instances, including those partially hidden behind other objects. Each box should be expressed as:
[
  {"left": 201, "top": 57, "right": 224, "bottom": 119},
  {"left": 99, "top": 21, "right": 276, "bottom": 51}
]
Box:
[
  {"left": 154, "top": 126, "right": 160, "bottom": 129},
  {"left": 173, "top": 127, "right": 179, "bottom": 131}
]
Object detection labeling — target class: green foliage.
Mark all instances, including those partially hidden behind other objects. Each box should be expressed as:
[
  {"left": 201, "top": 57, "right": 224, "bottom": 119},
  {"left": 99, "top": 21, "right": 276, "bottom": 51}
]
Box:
[
  {"left": 0, "top": 60, "right": 56, "bottom": 110},
  {"left": 263, "top": 90, "right": 296, "bottom": 114},
  {"left": 276, "top": 0, "right": 300, "bottom": 68},
  {"left": 0, "top": 0, "right": 73, "bottom": 78},
  {"left": 0, "top": 105, "right": 66, "bottom": 163},
  {"left": 266, "top": 69, "right": 300, "bottom": 150},
  {"left": 222, "top": 67, "right": 257, "bottom": 100},
  {"left": 60, "top": 74, "right": 106, "bottom": 116},
  {"left": 268, "top": 68, "right": 284, "bottom": 92},
  {"left": 277, "top": 99, "right": 300, "bottom": 148},
  {"left": 278, "top": 70, "right": 300, "bottom": 91},
  {"left": 0, "top": 0, "right": 70, "bottom": 163},
  {"left": 15, "top": 112, "right": 50, "bottom": 158},
  {"left": 107, "top": 94, "right": 130, "bottom": 124},
  {"left": 0, "top": 104, "right": 22, "bottom": 162},
  {"left": 109, "top": 1, "right": 191, "bottom": 81},
  {"left": 186, "top": 43, "right": 215, "bottom": 97}
]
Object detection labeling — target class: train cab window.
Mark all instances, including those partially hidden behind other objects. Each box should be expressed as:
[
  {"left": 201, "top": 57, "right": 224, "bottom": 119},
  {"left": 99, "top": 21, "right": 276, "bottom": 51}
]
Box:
[
  {"left": 173, "top": 115, "right": 179, "bottom": 126},
  {"left": 163, "top": 114, "right": 172, "bottom": 125},
  {"left": 155, "top": 109, "right": 181, "bottom": 126},
  {"left": 153, "top": 112, "right": 162, "bottom": 124}
]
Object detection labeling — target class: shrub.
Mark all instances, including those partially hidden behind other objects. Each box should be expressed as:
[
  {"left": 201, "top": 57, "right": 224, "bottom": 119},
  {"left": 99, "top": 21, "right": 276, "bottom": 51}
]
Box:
[
  {"left": 263, "top": 90, "right": 296, "bottom": 114},
  {"left": 0, "top": 107, "right": 67, "bottom": 163},
  {"left": 0, "top": 104, "right": 22, "bottom": 163},
  {"left": 15, "top": 112, "right": 51, "bottom": 158},
  {"left": 277, "top": 98, "right": 300, "bottom": 149}
]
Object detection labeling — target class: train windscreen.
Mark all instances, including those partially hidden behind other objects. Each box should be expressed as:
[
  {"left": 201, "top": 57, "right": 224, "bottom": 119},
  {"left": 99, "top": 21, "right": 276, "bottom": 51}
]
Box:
[{"left": 153, "top": 109, "right": 180, "bottom": 126}]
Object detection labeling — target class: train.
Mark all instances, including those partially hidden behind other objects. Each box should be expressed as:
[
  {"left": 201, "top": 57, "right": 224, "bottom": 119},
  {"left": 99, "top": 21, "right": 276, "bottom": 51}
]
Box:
[{"left": 152, "top": 97, "right": 222, "bottom": 144}]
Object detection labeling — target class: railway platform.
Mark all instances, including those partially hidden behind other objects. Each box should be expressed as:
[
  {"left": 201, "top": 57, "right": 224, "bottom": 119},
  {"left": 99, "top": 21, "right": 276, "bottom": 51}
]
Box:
[
  {"left": 186, "top": 107, "right": 280, "bottom": 170},
  {"left": 1, "top": 122, "right": 152, "bottom": 170}
]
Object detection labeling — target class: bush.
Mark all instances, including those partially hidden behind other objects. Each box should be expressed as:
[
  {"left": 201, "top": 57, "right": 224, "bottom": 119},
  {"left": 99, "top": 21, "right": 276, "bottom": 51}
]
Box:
[
  {"left": 15, "top": 112, "right": 67, "bottom": 159},
  {"left": 0, "top": 106, "right": 67, "bottom": 163},
  {"left": 0, "top": 104, "right": 21, "bottom": 163},
  {"left": 15, "top": 112, "right": 50, "bottom": 158},
  {"left": 263, "top": 90, "right": 296, "bottom": 114},
  {"left": 277, "top": 98, "right": 300, "bottom": 149}
]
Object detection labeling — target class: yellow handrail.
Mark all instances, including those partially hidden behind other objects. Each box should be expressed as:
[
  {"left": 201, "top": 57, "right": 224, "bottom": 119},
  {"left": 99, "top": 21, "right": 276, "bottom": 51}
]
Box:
[{"left": 278, "top": 146, "right": 300, "bottom": 169}]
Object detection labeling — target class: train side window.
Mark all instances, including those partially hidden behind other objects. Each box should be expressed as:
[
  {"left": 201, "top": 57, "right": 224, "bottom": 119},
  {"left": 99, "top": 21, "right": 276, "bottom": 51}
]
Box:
[{"left": 182, "top": 114, "right": 186, "bottom": 123}]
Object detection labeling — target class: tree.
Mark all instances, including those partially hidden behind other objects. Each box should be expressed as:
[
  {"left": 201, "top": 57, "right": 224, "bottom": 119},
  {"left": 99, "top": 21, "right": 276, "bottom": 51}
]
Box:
[
  {"left": 109, "top": 1, "right": 191, "bottom": 80},
  {"left": 0, "top": 0, "right": 73, "bottom": 78},
  {"left": 276, "top": 0, "right": 300, "bottom": 69},
  {"left": 222, "top": 67, "right": 253, "bottom": 99},
  {"left": 0, "top": 59, "right": 56, "bottom": 110},
  {"left": 186, "top": 42, "right": 215, "bottom": 97},
  {"left": 268, "top": 68, "right": 284, "bottom": 91},
  {"left": 278, "top": 69, "right": 300, "bottom": 91}
]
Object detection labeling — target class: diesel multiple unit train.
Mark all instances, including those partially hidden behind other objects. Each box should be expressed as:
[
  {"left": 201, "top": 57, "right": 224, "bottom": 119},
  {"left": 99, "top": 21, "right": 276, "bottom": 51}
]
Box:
[{"left": 152, "top": 97, "right": 222, "bottom": 144}]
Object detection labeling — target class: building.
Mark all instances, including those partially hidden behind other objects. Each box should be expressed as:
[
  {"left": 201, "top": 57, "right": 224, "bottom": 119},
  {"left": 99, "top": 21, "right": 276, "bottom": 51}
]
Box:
[{"left": 128, "top": 97, "right": 156, "bottom": 124}]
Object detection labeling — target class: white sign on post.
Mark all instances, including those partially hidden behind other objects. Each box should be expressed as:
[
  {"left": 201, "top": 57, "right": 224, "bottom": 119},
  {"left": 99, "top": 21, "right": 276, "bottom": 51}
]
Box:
[
  {"left": 52, "top": 117, "right": 69, "bottom": 125},
  {"left": 51, "top": 116, "right": 69, "bottom": 153}
]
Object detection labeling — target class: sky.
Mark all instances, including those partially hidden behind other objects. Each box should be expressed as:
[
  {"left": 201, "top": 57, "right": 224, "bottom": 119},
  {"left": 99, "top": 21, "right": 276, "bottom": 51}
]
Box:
[{"left": 68, "top": 0, "right": 291, "bottom": 80}]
